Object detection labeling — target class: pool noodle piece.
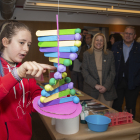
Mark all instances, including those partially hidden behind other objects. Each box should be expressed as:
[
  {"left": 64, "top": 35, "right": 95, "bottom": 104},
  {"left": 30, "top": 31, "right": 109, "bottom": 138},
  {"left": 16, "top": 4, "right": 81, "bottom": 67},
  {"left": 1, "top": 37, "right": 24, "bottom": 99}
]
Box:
[
  {"left": 44, "top": 52, "right": 77, "bottom": 60},
  {"left": 59, "top": 89, "right": 70, "bottom": 97},
  {"left": 59, "top": 96, "right": 75, "bottom": 103},
  {"left": 41, "top": 89, "right": 70, "bottom": 103},
  {"left": 38, "top": 40, "right": 81, "bottom": 47},
  {"left": 47, "top": 78, "right": 66, "bottom": 92},
  {"left": 33, "top": 96, "right": 82, "bottom": 119},
  {"left": 51, "top": 80, "right": 60, "bottom": 90},
  {"left": 49, "top": 57, "right": 72, "bottom": 65},
  {"left": 40, "top": 92, "right": 59, "bottom": 103},
  {"left": 38, "top": 34, "right": 81, "bottom": 41},
  {"left": 41, "top": 88, "right": 58, "bottom": 97},
  {"left": 38, "top": 98, "right": 60, "bottom": 108},
  {"left": 59, "top": 83, "right": 69, "bottom": 92},
  {"left": 39, "top": 46, "right": 78, "bottom": 53},
  {"left": 53, "top": 63, "right": 58, "bottom": 68},
  {"left": 42, "top": 83, "right": 69, "bottom": 97},
  {"left": 38, "top": 96, "right": 76, "bottom": 108},
  {"left": 36, "top": 29, "right": 78, "bottom": 36}
]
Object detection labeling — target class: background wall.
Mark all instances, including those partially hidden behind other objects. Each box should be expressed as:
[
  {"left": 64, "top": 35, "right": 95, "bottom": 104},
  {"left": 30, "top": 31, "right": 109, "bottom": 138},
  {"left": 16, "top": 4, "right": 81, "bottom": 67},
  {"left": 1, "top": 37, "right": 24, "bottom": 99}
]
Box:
[{"left": 0, "top": 8, "right": 140, "bottom": 75}]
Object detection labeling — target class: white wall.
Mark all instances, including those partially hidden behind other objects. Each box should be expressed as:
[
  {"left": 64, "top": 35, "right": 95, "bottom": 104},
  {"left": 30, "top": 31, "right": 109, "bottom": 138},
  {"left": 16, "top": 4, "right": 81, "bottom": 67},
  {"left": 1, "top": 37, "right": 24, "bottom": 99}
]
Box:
[{"left": 0, "top": 8, "right": 140, "bottom": 25}]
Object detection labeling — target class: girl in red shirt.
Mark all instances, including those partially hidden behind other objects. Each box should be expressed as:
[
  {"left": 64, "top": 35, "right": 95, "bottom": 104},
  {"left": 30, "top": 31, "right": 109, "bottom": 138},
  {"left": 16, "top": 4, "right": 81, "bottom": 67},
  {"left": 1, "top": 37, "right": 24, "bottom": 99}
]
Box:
[{"left": 0, "top": 21, "right": 55, "bottom": 140}]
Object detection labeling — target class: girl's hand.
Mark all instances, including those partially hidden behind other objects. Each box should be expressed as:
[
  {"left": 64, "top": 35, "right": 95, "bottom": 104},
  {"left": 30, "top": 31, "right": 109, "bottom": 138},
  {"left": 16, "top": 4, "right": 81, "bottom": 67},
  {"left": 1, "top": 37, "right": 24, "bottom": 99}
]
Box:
[{"left": 16, "top": 61, "right": 56, "bottom": 79}]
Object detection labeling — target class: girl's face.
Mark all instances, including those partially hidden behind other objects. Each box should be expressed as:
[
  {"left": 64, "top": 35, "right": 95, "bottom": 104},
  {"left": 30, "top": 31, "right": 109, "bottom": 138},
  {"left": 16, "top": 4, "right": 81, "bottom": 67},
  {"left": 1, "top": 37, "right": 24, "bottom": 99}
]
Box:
[
  {"left": 3, "top": 29, "right": 32, "bottom": 63},
  {"left": 94, "top": 35, "right": 104, "bottom": 50},
  {"left": 110, "top": 36, "right": 115, "bottom": 45}
]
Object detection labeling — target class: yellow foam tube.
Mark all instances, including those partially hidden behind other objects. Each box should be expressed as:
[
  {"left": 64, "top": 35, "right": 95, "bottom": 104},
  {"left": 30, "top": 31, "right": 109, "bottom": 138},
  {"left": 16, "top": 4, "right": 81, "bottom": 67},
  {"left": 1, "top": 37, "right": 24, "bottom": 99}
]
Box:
[
  {"left": 49, "top": 57, "right": 60, "bottom": 63},
  {"left": 42, "top": 92, "right": 59, "bottom": 103},
  {"left": 41, "top": 93, "right": 59, "bottom": 103},
  {"left": 36, "top": 30, "right": 57, "bottom": 36}
]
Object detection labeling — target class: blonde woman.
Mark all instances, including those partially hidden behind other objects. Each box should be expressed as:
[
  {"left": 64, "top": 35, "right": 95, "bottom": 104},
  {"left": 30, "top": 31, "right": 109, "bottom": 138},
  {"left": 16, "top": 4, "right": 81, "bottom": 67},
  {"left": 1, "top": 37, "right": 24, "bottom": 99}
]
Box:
[{"left": 82, "top": 33, "right": 117, "bottom": 107}]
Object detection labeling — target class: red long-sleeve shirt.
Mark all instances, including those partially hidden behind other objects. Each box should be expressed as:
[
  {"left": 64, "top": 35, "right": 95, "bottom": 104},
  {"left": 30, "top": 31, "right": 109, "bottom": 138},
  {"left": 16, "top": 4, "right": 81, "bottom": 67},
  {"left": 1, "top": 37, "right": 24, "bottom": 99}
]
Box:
[{"left": 0, "top": 58, "right": 42, "bottom": 140}]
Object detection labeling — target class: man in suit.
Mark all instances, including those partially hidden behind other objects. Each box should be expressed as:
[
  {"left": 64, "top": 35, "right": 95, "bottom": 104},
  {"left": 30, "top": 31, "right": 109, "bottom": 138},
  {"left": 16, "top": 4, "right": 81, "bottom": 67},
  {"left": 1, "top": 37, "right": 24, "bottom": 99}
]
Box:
[
  {"left": 69, "top": 28, "right": 88, "bottom": 91},
  {"left": 112, "top": 26, "right": 140, "bottom": 119},
  {"left": 78, "top": 34, "right": 93, "bottom": 62}
]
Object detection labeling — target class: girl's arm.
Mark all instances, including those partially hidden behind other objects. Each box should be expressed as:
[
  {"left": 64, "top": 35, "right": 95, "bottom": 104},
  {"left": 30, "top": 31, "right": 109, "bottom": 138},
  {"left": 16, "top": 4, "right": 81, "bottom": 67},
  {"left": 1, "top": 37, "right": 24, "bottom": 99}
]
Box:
[
  {"left": 0, "top": 61, "right": 56, "bottom": 100},
  {"left": 0, "top": 72, "right": 18, "bottom": 100}
]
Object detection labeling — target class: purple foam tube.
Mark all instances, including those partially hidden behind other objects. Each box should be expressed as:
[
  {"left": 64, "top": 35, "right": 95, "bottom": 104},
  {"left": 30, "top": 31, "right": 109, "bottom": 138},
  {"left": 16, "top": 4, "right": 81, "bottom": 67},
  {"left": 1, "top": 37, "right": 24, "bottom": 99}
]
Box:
[
  {"left": 38, "top": 99, "right": 60, "bottom": 107},
  {"left": 38, "top": 34, "right": 82, "bottom": 41},
  {"left": 39, "top": 47, "right": 78, "bottom": 53},
  {"left": 59, "top": 83, "right": 69, "bottom": 91},
  {"left": 38, "top": 96, "right": 79, "bottom": 108}
]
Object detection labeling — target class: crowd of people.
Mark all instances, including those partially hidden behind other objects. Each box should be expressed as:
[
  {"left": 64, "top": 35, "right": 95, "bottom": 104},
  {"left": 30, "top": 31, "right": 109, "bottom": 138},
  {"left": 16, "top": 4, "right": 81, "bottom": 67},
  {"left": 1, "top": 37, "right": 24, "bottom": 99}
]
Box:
[{"left": 70, "top": 26, "right": 140, "bottom": 120}]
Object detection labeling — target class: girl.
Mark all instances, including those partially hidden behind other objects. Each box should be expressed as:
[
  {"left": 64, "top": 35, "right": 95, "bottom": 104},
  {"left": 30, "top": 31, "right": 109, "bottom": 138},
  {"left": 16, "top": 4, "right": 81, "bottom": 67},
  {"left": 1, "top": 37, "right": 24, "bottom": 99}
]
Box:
[
  {"left": 82, "top": 33, "right": 117, "bottom": 107},
  {"left": 0, "top": 21, "right": 56, "bottom": 140}
]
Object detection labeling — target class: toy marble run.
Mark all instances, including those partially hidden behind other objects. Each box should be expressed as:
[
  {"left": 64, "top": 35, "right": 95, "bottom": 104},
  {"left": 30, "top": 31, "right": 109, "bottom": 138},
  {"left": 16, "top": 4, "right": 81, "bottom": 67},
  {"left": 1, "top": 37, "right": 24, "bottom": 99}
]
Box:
[{"left": 36, "top": 28, "right": 82, "bottom": 108}]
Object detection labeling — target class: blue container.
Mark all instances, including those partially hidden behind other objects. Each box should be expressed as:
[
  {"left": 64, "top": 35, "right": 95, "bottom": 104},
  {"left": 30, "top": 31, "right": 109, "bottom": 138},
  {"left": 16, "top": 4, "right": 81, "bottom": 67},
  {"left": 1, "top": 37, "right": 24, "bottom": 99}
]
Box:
[{"left": 85, "top": 115, "right": 111, "bottom": 132}]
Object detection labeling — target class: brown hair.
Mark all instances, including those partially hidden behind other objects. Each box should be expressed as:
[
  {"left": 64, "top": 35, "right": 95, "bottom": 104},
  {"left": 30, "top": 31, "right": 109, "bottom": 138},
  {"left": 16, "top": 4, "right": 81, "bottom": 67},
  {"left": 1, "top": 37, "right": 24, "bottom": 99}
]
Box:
[
  {"left": 88, "top": 33, "right": 107, "bottom": 54},
  {"left": 0, "top": 20, "right": 31, "bottom": 53},
  {"left": 125, "top": 26, "right": 136, "bottom": 34}
]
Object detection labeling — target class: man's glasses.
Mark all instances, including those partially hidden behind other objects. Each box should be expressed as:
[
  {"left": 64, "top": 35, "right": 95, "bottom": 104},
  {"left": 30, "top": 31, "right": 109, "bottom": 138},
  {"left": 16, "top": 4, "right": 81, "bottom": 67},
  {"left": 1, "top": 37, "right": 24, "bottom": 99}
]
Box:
[{"left": 124, "top": 32, "right": 134, "bottom": 36}]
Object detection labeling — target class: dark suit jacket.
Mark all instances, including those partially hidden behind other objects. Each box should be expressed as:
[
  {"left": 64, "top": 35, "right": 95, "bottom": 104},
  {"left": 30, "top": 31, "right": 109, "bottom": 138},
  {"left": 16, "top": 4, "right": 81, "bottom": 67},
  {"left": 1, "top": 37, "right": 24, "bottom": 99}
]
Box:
[
  {"left": 82, "top": 50, "right": 117, "bottom": 101},
  {"left": 112, "top": 40, "right": 140, "bottom": 90},
  {"left": 78, "top": 44, "right": 89, "bottom": 62}
]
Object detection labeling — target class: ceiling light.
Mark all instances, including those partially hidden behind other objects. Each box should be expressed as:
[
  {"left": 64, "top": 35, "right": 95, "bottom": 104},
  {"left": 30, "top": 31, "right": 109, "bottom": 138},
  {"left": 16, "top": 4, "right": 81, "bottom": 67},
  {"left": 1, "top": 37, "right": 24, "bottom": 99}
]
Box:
[
  {"left": 29, "top": 2, "right": 140, "bottom": 14},
  {"left": 35, "top": 3, "right": 106, "bottom": 11},
  {"left": 107, "top": 8, "right": 140, "bottom": 14}
]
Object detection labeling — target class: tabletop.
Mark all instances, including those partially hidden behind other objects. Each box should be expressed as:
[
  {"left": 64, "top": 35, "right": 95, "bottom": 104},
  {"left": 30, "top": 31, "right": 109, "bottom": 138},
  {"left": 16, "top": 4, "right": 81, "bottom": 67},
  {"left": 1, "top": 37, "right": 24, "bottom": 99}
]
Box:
[{"left": 38, "top": 89, "right": 140, "bottom": 140}]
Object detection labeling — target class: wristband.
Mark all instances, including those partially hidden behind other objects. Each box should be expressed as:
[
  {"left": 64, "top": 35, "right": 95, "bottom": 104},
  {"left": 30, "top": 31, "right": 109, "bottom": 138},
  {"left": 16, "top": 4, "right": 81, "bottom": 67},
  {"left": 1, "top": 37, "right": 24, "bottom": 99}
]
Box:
[{"left": 11, "top": 68, "right": 22, "bottom": 82}]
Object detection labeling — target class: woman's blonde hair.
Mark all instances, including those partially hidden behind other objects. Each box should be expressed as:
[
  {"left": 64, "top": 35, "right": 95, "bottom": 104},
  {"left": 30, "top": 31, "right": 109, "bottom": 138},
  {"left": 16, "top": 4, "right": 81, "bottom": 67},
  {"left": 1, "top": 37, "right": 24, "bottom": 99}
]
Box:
[{"left": 88, "top": 33, "right": 107, "bottom": 54}]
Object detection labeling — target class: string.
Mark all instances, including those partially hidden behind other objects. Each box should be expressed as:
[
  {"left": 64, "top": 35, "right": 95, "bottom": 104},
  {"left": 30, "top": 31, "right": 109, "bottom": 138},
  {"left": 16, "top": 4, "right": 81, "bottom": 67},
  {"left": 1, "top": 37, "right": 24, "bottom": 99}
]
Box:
[
  {"left": 58, "top": 0, "right": 59, "bottom": 21},
  {"left": 56, "top": 0, "right": 59, "bottom": 66}
]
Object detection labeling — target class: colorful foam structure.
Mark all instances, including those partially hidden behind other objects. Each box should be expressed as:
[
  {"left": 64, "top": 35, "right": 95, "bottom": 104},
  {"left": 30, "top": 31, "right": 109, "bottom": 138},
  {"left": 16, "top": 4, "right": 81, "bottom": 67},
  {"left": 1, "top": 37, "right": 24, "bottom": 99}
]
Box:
[{"left": 33, "top": 28, "right": 82, "bottom": 119}]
